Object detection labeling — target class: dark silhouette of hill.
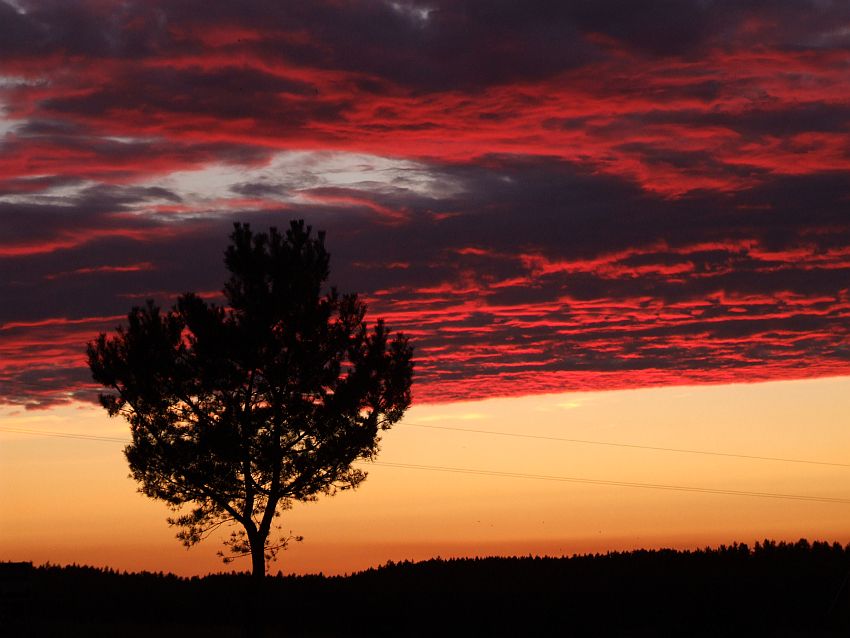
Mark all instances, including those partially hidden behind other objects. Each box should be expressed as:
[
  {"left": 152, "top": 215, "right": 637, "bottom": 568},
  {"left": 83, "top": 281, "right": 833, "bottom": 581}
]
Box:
[{"left": 3, "top": 539, "right": 849, "bottom": 636}]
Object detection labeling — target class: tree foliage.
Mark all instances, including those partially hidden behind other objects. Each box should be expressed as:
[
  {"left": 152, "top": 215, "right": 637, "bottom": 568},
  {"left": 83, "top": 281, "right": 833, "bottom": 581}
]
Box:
[{"left": 87, "top": 221, "right": 413, "bottom": 576}]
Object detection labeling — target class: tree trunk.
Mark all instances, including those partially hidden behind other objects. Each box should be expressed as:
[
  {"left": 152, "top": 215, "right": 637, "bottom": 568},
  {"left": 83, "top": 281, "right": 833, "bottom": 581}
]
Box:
[
  {"left": 251, "top": 541, "right": 266, "bottom": 580},
  {"left": 244, "top": 534, "right": 266, "bottom": 638}
]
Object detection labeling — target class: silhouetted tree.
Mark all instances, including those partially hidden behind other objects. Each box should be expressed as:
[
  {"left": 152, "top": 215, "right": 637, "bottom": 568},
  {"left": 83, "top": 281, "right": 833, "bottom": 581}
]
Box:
[{"left": 87, "top": 221, "right": 413, "bottom": 580}]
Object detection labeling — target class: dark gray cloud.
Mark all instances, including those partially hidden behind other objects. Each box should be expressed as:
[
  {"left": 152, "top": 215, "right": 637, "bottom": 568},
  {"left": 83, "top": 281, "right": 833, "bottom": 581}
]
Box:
[
  {"left": 2, "top": 0, "right": 850, "bottom": 407},
  {"left": 4, "top": 0, "right": 847, "bottom": 90}
]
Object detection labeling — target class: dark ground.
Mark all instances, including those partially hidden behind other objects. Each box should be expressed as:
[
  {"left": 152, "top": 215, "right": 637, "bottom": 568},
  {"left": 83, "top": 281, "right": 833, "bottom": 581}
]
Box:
[{"left": 3, "top": 539, "right": 849, "bottom": 637}]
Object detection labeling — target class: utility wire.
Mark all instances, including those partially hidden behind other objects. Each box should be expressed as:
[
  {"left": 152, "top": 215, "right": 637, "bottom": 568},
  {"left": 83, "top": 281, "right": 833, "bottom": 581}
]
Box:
[
  {"left": 5, "top": 423, "right": 845, "bottom": 470},
  {"left": 404, "top": 422, "right": 850, "bottom": 469},
  {"left": 369, "top": 461, "right": 850, "bottom": 505},
  {"left": 0, "top": 426, "right": 128, "bottom": 443},
  {"left": 2, "top": 425, "right": 848, "bottom": 506}
]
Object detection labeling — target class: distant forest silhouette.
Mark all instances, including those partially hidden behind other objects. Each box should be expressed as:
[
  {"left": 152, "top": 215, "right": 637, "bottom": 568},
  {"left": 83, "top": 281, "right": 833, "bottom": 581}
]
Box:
[{"left": 4, "top": 539, "right": 849, "bottom": 636}]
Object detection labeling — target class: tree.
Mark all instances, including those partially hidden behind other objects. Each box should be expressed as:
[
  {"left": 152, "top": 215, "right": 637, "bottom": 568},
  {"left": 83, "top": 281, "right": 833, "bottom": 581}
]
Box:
[{"left": 87, "top": 220, "right": 413, "bottom": 579}]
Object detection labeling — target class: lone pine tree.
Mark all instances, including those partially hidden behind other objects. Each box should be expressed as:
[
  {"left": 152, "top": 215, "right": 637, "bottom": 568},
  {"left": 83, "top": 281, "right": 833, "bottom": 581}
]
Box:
[{"left": 87, "top": 220, "right": 413, "bottom": 578}]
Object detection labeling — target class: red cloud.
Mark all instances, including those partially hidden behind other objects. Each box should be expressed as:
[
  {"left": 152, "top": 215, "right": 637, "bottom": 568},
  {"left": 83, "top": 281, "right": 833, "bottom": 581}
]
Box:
[
  {"left": 2, "top": 31, "right": 847, "bottom": 195},
  {"left": 2, "top": 3, "right": 850, "bottom": 407}
]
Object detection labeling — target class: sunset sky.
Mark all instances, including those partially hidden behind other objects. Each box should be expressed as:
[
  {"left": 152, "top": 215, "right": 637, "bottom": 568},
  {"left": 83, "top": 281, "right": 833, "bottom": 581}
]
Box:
[{"left": 2, "top": 0, "right": 850, "bottom": 576}]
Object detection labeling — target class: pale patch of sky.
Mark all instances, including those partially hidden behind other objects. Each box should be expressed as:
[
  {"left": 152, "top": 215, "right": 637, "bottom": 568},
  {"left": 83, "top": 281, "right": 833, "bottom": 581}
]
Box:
[
  {"left": 0, "top": 177, "right": 181, "bottom": 213},
  {"left": 555, "top": 401, "right": 582, "bottom": 410},
  {"left": 151, "top": 150, "right": 462, "bottom": 209},
  {"left": 387, "top": 1, "right": 433, "bottom": 25},
  {"left": 1, "top": 77, "right": 23, "bottom": 137},
  {"left": 0, "top": 75, "right": 44, "bottom": 88},
  {"left": 1, "top": 76, "right": 50, "bottom": 137},
  {"left": 415, "top": 413, "right": 487, "bottom": 422},
  {"left": 0, "top": 149, "right": 464, "bottom": 219},
  {"left": 0, "top": 115, "right": 16, "bottom": 138},
  {"left": 814, "top": 25, "right": 850, "bottom": 46},
  {"left": 0, "top": 178, "right": 94, "bottom": 206}
]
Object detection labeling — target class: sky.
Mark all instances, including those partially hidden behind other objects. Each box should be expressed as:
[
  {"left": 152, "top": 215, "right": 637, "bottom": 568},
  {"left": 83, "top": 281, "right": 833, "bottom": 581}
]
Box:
[{"left": 1, "top": 0, "right": 850, "bottom": 575}]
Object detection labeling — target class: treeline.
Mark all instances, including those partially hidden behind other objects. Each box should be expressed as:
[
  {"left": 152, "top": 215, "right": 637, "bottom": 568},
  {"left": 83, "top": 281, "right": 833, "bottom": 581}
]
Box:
[{"left": 3, "top": 539, "right": 850, "bottom": 636}]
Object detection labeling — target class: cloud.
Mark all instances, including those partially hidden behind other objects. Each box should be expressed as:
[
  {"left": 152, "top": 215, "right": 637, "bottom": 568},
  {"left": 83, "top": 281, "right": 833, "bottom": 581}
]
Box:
[{"left": 1, "top": 0, "right": 849, "bottom": 407}]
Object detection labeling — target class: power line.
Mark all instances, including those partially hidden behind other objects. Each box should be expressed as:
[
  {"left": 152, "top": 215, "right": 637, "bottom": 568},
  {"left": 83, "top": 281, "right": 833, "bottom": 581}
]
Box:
[
  {"left": 5, "top": 421, "right": 845, "bottom": 471},
  {"left": 2, "top": 425, "right": 848, "bottom": 506},
  {"left": 0, "top": 426, "right": 128, "bottom": 443},
  {"left": 369, "top": 461, "right": 850, "bottom": 505},
  {"left": 404, "top": 422, "right": 850, "bottom": 469}
]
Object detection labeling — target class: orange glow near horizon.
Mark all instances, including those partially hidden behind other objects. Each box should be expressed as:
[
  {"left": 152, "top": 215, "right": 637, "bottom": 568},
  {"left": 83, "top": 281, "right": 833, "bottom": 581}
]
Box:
[{"left": 2, "top": 376, "right": 849, "bottom": 576}]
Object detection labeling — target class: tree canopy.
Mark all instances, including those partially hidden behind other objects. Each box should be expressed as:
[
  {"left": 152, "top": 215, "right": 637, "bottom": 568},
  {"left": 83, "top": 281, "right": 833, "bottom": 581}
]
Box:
[{"left": 87, "top": 220, "right": 413, "bottom": 577}]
